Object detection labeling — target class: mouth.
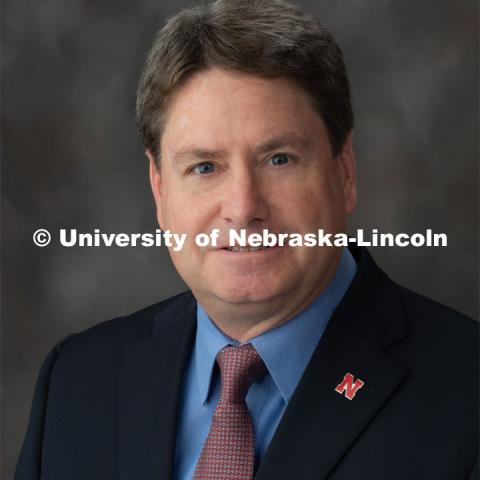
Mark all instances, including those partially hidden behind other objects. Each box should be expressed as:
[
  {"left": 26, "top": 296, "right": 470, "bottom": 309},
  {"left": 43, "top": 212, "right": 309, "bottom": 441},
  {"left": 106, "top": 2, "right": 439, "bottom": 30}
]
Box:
[{"left": 223, "top": 246, "right": 272, "bottom": 252}]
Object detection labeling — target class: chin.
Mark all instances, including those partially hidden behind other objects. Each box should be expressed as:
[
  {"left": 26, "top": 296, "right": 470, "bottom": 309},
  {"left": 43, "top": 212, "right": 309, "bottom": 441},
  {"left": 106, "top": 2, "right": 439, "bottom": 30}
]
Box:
[{"left": 209, "top": 275, "right": 289, "bottom": 305}]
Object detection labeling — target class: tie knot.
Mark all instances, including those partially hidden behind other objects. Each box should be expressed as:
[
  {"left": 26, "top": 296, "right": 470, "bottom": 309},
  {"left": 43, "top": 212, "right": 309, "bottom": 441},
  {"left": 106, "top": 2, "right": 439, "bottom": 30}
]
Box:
[{"left": 216, "top": 344, "right": 267, "bottom": 403}]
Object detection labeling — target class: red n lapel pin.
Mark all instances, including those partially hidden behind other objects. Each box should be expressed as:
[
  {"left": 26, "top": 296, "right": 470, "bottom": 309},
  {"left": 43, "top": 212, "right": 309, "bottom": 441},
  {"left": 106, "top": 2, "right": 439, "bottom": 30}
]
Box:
[{"left": 335, "top": 372, "right": 365, "bottom": 400}]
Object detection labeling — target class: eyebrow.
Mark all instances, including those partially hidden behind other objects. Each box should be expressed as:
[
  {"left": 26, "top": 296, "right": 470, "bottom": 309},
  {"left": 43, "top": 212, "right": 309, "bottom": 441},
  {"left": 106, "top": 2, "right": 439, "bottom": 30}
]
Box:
[
  {"left": 172, "top": 147, "right": 227, "bottom": 164},
  {"left": 171, "top": 132, "right": 312, "bottom": 163},
  {"left": 254, "top": 133, "right": 312, "bottom": 155}
]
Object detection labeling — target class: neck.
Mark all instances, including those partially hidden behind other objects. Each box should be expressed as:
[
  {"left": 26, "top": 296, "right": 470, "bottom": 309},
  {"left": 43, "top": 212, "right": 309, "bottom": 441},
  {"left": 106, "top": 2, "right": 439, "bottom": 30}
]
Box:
[{"left": 194, "top": 255, "right": 341, "bottom": 343}]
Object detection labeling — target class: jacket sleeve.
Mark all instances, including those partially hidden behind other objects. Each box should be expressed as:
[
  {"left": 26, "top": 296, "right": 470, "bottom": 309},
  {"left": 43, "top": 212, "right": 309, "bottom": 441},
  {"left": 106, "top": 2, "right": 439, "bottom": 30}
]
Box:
[{"left": 14, "top": 337, "right": 72, "bottom": 480}]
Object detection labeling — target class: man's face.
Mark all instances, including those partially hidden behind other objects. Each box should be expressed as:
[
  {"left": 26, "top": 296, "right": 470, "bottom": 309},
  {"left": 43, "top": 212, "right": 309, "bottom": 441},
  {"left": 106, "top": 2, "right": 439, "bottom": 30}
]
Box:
[{"left": 149, "top": 68, "right": 356, "bottom": 314}]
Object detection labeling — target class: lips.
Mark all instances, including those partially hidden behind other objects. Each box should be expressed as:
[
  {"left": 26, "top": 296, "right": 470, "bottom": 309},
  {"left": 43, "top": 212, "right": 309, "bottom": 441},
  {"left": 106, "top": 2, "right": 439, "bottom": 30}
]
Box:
[{"left": 225, "top": 246, "right": 271, "bottom": 252}]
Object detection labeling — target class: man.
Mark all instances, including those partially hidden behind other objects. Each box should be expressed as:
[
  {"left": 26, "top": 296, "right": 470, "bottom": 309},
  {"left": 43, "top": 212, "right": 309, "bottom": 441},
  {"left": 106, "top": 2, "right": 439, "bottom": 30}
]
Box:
[{"left": 15, "top": 0, "right": 478, "bottom": 479}]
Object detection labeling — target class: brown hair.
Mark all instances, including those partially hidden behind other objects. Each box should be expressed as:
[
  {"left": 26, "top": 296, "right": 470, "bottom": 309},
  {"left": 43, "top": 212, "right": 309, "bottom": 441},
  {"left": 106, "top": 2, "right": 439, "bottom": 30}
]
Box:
[{"left": 136, "top": 0, "right": 353, "bottom": 162}]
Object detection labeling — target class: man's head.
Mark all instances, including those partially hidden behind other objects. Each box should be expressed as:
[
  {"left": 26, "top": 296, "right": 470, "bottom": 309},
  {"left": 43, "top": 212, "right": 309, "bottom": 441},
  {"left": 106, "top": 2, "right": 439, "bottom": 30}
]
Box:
[
  {"left": 136, "top": 0, "right": 353, "bottom": 163},
  {"left": 137, "top": 0, "right": 357, "bottom": 340}
]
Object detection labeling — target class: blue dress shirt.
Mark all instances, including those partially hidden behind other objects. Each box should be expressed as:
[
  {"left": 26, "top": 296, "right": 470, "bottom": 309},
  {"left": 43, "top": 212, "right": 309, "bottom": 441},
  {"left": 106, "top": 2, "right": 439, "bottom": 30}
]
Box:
[{"left": 174, "top": 248, "right": 357, "bottom": 479}]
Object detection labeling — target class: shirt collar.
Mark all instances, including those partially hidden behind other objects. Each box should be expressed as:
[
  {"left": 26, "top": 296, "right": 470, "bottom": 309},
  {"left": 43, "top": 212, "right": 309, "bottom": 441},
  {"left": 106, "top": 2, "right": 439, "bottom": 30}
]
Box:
[
  {"left": 194, "top": 305, "right": 234, "bottom": 404},
  {"left": 194, "top": 247, "right": 357, "bottom": 405}
]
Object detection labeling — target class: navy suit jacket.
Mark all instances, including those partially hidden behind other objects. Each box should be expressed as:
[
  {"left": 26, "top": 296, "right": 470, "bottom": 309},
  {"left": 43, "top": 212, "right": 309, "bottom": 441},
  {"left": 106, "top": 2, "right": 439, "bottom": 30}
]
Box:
[{"left": 15, "top": 247, "right": 479, "bottom": 479}]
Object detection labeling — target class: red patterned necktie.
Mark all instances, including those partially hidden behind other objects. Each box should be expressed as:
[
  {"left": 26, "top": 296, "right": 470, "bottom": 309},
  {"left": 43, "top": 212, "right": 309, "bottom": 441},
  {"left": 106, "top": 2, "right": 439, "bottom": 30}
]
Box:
[{"left": 193, "top": 343, "right": 267, "bottom": 480}]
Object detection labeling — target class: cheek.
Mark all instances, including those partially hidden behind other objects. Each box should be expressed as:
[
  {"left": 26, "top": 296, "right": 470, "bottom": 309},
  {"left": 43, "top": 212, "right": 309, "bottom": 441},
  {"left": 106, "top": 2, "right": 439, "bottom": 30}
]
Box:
[
  {"left": 159, "top": 180, "right": 189, "bottom": 228},
  {"left": 271, "top": 177, "right": 345, "bottom": 231},
  {"left": 161, "top": 185, "right": 216, "bottom": 236},
  {"left": 269, "top": 176, "right": 329, "bottom": 214}
]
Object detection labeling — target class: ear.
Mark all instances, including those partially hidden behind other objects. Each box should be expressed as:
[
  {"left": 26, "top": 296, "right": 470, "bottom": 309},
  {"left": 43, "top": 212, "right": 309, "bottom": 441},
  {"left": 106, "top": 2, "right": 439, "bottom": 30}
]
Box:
[
  {"left": 338, "top": 131, "right": 357, "bottom": 214},
  {"left": 147, "top": 149, "right": 165, "bottom": 229}
]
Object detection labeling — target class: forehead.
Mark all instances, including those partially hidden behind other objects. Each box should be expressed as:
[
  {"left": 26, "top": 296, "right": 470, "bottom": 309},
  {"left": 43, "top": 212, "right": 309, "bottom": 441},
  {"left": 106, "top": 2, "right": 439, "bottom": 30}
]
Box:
[{"left": 161, "top": 67, "right": 328, "bottom": 153}]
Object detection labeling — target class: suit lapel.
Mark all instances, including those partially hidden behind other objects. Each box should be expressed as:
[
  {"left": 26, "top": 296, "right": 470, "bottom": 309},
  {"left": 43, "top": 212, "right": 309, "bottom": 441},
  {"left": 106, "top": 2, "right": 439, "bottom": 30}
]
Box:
[
  {"left": 255, "top": 248, "right": 410, "bottom": 479},
  {"left": 118, "top": 293, "right": 196, "bottom": 480}
]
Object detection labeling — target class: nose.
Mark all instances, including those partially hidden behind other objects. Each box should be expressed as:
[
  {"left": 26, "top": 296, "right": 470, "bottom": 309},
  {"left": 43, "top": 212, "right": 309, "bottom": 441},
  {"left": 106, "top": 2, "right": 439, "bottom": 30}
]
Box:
[{"left": 220, "top": 165, "right": 269, "bottom": 228}]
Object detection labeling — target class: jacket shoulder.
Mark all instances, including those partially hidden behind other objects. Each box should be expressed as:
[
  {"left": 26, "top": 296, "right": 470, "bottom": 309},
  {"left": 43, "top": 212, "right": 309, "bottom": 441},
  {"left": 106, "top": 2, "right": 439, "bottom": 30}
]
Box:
[
  {"left": 398, "top": 284, "right": 477, "bottom": 335},
  {"left": 56, "top": 291, "right": 193, "bottom": 364},
  {"left": 392, "top": 283, "right": 478, "bottom": 370}
]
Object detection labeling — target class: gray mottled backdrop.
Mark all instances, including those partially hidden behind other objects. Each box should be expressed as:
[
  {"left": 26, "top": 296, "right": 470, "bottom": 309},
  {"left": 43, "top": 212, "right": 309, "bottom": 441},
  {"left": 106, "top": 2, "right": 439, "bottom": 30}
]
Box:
[{"left": 2, "top": 0, "right": 478, "bottom": 478}]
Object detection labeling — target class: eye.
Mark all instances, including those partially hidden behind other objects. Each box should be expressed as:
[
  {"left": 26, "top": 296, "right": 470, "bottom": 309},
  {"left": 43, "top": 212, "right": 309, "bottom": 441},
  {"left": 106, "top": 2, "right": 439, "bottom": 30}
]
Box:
[
  {"left": 270, "top": 153, "right": 290, "bottom": 166},
  {"left": 191, "top": 162, "right": 215, "bottom": 175}
]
